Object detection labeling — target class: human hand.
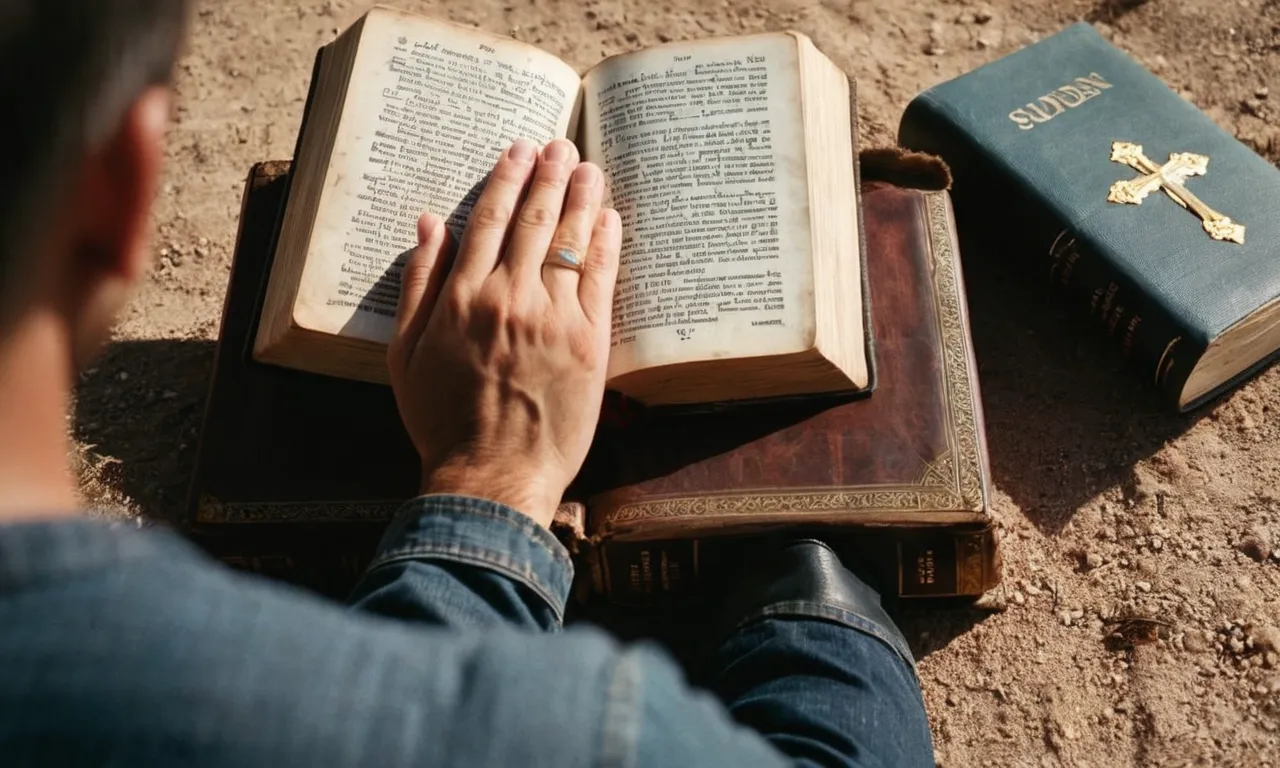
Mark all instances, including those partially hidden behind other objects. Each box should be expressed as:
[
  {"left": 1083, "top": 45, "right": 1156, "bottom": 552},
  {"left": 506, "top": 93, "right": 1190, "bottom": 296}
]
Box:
[{"left": 388, "top": 138, "right": 621, "bottom": 529}]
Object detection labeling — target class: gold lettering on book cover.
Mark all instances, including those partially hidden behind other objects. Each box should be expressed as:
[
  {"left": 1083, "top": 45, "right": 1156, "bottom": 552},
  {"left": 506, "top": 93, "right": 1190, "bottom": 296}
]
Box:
[
  {"left": 604, "top": 191, "right": 986, "bottom": 524},
  {"left": 1007, "top": 72, "right": 1113, "bottom": 131}
]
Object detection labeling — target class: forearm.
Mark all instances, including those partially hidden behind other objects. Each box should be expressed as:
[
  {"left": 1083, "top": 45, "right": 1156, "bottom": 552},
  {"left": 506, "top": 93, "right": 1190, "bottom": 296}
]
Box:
[
  {"left": 348, "top": 495, "right": 573, "bottom": 632},
  {"left": 707, "top": 541, "right": 935, "bottom": 768}
]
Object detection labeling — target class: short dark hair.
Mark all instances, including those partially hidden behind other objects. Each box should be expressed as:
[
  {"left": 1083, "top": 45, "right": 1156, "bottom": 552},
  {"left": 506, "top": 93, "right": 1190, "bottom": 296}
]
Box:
[{"left": 0, "top": 1, "right": 189, "bottom": 310}]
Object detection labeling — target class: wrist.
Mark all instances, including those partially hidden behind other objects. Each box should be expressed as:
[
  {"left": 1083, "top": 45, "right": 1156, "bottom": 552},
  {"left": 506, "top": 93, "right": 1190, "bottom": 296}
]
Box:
[{"left": 420, "top": 462, "right": 561, "bottom": 529}]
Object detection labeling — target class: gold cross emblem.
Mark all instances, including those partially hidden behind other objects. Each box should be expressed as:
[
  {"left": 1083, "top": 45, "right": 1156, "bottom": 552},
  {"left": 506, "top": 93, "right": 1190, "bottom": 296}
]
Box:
[{"left": 1107, "top": 141, "right": 1245, "bottom": 245}]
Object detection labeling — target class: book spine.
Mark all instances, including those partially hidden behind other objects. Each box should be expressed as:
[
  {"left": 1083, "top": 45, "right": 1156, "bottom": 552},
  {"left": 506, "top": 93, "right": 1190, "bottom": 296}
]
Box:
[
  {"left": 589, "top": 529, "right": 999, "bottom": 605},
  {"left": 592, "top": 540, "right": 702, "bottom": 605},
  {"left": 896, "top": 528, "right": 1002, "bottom": 598},
  {"left": 899, "top": 97, "right": 1206, "bottom": 409}
]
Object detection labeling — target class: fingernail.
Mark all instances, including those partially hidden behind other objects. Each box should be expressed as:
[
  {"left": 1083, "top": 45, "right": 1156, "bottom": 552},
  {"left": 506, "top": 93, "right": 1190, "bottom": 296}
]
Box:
[
  {"left": 574, "top": 163, "right": 600, "bottom": 186},
  {"left": 417, "top": 213, "right": 436, "bottom": 241},
  {"left": 509, "top": 139, "right": 536, "bottom": 162},
  {"left": 543, "top": 140, "right": 572, "bottom": 164}
]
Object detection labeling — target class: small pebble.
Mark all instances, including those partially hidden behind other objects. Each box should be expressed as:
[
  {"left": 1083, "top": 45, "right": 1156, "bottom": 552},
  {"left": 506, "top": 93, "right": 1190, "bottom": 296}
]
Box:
[
  {"left": 1085, "top": 552, "right": 1103, "bottom": 570},
  {"left": 1237, "top": 527, "right": 1271, "bottom": 561},
  {"left": 1177, "top": 629, "right": 1208, "bottom": 652},
  {"left": 1136, "top": 581, "right": 1152, "bottom": 593},
  {"left": 1252, "top": 625, "right": 1280, "bottom": 653},
  {"left": 1257, "top": 86, "right": 1269, "bottom": 100},
  {"left": 1059, "top": 610, "right": 1074, "bottom": 627},
  {"left": 1012, "top": 591, "right": 1026, "bottom": 605}
]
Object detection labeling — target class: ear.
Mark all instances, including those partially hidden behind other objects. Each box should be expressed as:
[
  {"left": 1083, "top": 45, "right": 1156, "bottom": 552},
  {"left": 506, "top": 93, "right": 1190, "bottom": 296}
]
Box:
[{"left": 65, "top": 86, "right": 170, "bottom": 367}]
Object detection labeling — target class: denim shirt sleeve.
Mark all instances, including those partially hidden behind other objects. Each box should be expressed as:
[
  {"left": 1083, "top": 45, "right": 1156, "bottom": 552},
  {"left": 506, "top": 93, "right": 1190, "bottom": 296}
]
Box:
[
  {"left": 348, "top": 494, "right": 931, "bottom": 762},
  {"left": 345, "top": 498, "right": 934, "bottom": 767},
  {"left": 0, "top": 516, "right": 934, "bottom": 766},
  {"left": 348, "top": 495, "right": 573, "bottom": 631}
]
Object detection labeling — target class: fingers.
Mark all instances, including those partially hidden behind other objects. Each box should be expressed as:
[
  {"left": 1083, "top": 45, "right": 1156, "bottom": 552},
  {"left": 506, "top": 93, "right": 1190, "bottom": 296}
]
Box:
[
  {"left": 390, "top": 213, "right": 451, "bottom": 376},
  {"left": 543, "top": 162, "right": 603, "bottom": 307},
  {"left": 578, "top": 207, "right": 622, "bottom": 327},
  {"left": 504, "top": 139, "right": 579, "bottom": 283},
  {"left": 447, "top": 138, "right": 537, "bottom": 290},
  {"left": 395, "top": 212, "right": 451, "bottom": 340}
]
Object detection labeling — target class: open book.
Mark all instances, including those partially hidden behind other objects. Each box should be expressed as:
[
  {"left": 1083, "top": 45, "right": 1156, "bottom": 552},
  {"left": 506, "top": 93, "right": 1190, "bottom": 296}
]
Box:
[{"left": 254, "top": 6, "right": 869, "bottom": 405}]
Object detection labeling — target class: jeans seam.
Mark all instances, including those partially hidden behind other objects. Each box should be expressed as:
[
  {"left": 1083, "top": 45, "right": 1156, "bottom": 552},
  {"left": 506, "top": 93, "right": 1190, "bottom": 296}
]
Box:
[
  {"left": 366, "top": 547, "right": 566, "bottom": 624},
  {"left": 738, "top": 601, "right": 918, "bottom": 673}
]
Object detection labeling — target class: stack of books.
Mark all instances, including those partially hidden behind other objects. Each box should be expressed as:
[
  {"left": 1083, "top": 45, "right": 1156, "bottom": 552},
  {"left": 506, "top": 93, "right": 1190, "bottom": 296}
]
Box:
[{"left": 185, "top": 9, "right": 1280, "bottom": 607}]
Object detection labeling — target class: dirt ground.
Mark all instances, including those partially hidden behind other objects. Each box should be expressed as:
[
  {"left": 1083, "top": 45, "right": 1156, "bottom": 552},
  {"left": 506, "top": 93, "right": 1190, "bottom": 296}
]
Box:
[{"left": 71, "top": 0, "right": 1280, "bottom": 764}]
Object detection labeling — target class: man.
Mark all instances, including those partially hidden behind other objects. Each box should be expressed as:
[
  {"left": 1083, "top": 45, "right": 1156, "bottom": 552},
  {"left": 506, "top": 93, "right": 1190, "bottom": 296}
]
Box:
[{"left": 0, "top": 2, "right": 933, "bottom": 766}]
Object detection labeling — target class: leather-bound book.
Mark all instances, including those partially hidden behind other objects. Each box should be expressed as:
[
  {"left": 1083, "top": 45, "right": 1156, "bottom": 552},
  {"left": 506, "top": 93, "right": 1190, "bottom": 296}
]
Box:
[
  {"left": 185, "top": 160, "right": 1000, "bottom": 602},
  {"left": 572, "top": 177, "right": 999, "bottom": 604},
  {"left": 900, "top": 23, "right": 1280, "bottom": 411},
  {"left": 252, "top": 9, "right": 872, "bottom": 406}
]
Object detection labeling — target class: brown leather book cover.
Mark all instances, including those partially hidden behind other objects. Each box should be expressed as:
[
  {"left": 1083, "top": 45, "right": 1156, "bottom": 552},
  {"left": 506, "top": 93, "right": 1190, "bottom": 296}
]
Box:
[
  {"left": 575, "top": 179, "right": 999, "bottom": 603},
  {"left": 577, "top": 181, "right": 992, "bottom": 540},
  {"left": 184, "top": 162, "right": 999, "bottom": 600}
]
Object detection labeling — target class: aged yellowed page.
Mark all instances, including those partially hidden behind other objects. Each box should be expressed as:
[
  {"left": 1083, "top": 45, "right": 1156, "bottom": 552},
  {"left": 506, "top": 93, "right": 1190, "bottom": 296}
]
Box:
[
  {"left": 292, "top": 9, "right": 581, "bottom": 342},
  {"left": 579, "top": 33, "right": 815, "bottom": 380}
]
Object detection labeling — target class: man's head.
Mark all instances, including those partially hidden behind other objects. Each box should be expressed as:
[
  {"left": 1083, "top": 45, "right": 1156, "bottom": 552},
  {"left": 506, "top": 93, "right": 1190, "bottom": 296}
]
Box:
[{"left": 0, "top": 0, "right": 189, "bottom": 366}]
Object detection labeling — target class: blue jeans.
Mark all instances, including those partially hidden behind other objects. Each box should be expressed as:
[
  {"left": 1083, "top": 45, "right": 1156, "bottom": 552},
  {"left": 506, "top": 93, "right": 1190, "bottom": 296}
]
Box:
[{"left": 0, "top": 495, "right": 933, "bottom": 766}]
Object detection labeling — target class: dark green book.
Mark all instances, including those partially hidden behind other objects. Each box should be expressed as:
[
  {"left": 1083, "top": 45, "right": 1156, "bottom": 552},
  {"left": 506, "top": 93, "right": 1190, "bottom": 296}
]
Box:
[{"left": 899, "top": 22, "right": 1280, "bottom": 412}]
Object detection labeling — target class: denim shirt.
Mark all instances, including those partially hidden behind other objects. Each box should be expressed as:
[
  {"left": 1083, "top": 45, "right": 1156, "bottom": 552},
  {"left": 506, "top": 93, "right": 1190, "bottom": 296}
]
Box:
[{"left": 0, "top": 496, "right": 933, "bottom": 767}]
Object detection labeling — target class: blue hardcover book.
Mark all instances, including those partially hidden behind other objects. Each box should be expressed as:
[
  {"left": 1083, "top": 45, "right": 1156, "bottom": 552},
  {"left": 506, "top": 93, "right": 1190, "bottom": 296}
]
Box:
[{"left": 899, "top": 22, "right": 1280, "bottom": 412}]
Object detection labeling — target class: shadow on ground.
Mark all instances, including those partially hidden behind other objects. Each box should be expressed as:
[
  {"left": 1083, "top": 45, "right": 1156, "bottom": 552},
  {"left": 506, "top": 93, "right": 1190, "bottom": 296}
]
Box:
[
  {"left": 73, "top": 338, "right": 216, "bottom": 524},
  {"left": 959, "top": 251, "right": 1199, "bottom": 536}
]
